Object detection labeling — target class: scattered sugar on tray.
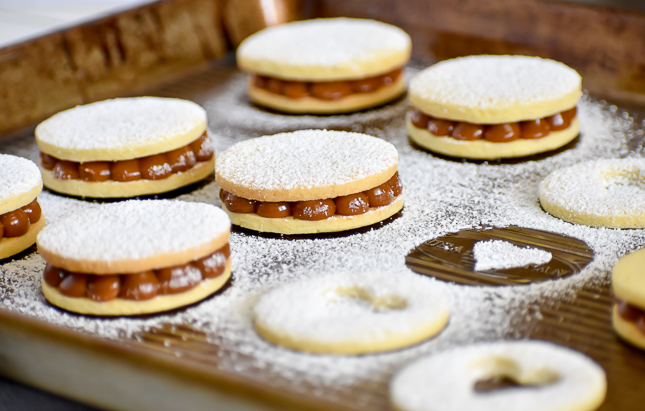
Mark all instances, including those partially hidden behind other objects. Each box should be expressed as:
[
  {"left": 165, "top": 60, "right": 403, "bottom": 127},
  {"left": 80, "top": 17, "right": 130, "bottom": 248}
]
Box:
[
  {"left": 0, "top": 74, "right": 644, "bottom": 406},
  {"left": 473, "top": 240, "right": 552, "bottom": 271}
]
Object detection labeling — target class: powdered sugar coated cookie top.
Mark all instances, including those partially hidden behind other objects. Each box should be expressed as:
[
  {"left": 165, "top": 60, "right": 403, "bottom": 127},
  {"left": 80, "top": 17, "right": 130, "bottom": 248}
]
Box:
[
  {"left": 36, "top": 200, "right": 229, "bottom": 263},
  {"left": 253, "top": 270, "right": 449, "bottom": 346},
  {"left": 391, "top": 340, "right": 606, "bottom": 411},
  {"left": 35, "top": 97, "right": 206, "bottom": 160},
  {"left": 539, "top": 158, "right": 645, "bottom": 221},
  {"left": 216, "top": 130, "right": 398, "bottom": 197},
  {"left": 410, "top": 55, "right": 581, "bottom": 122},
  {"left": 474, "top": 240, "right": 552, "bottom": 271},
  {"left": 0, "top": 154, "right": 42, "bottom": 209},
  {"left": 237, "top": 18, "right": 411, "bottom": 80}
]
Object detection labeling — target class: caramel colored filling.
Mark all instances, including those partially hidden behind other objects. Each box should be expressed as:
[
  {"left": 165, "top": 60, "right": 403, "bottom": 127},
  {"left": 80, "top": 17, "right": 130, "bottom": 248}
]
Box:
[
  {"left": 221, "top": 172, "right": 402, "bottom": 221},
  {"left": 410, "top": 106, "right": 578, "bottom": 142},
  {"left": 40, "top": 132, "right": 214, "bottom": 182},
  {"left": 0, "top": 199, "right": 41, "bottom": 241},
  {"left": 616, "top": 298, "right": 645, "bottom": 335},
  {"left": 43, "top": 244, "right": 230, "bottom": 302},
  {"left": 252, "top": 68, "right": 403, "bottom": 101}
]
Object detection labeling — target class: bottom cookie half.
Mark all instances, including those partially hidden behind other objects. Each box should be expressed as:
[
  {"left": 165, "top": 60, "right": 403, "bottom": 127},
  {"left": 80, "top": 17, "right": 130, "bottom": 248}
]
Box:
[
  {"left": 613, "top": 306, "right": 645, "bottom": 350},
  {"left": 226, "top": 195, "right": 403, "bottom": 234},
  {"left": 41, "top": 260, "right": 231, "bottom": 316}
]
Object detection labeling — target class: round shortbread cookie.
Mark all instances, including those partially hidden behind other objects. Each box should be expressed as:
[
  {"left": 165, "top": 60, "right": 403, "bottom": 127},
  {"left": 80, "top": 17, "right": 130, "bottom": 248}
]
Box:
[
  {"left": 227, "top": 195, "right": 403, "bottom": 235},
  {"left": 253, "top": 271, "right": 449, "bottom": 354},
  {"left": 216, "top": 129, "right": 398, "bottom": 202},
  {"left": 41, "top": 260, "right": 231, "bottom": 316},
  {"left": 390, "top": 340, "right": 606, "bottom": 411},
  {"left": 539, "top": 158, "right": 645, "bottom": 228},
  {"left": 247, "top": 74, "right": 407, "bottom": 114},
  {"left": 0, "top": 154, "right": 43, "bottom": 215},
  {"left": 237, "top": 18, "right": 411, "bottom": 81},
  {"left": 37, "top": 200, "right": 230, "bottom": 274},
  {"left": 407, "top": 116, "right": 580, "bottom": 160},
  {"left": 40, "top": 157, "right": 214, "bottom": 198},
  {"left": 409, "top": 55, "right": 582, "bottom": 124},
  {"left": 35, "top": 97, "right": 207, "bottom": 162}
]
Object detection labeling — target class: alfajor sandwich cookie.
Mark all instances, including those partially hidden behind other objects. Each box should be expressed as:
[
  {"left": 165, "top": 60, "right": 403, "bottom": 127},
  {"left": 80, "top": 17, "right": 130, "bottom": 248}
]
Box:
[
  {"left": 36, "top": 97, "right": 214, "bottom": 198},
  {"left": 407, "top": 55, "right": 582, "bottom": 160},
  {"left": 0, "top": 154, "right": 45, "bottom": 259},
  {"left": 612, "top": 248, "right": 645, "bottom": 350},
  {"left": 237, "top": 18, "right": 411, "bottom": 114},
  {"left": 37, "top": 200, "right": 231, "bottom": 316},
  {"left": 216, "top": 129, "right": 402, "bottom": 235}
]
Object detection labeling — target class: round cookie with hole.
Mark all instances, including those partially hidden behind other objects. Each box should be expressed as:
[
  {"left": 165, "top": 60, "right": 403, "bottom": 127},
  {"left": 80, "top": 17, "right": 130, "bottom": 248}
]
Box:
[
  {"left": 216, "top": 129, "right": 403, "bottom": 235},
  {"left": 612, "top": 248, "right": 645, "bottom": 349},
  {"left": 390, "top": 340, "right": 606, "bottom": 411},
  {"left": 237, "top": 18, "right": 411, "bottom": 114},
  {"left": 37, "top": 200, "right": 231, "bottom": 316},
  {"left": 0, "top": 154, "right": 46, "bottom": 260},
  {"left": 539, "top": 158, "right": 645, "bottom": 228},
  {"left": 36, "top": 97, "right": 215, "bottom": 198},
  {"left": 252, "top": 271, "right": 450, "bottom": 354},
  {"left": 407, "top": 55, "right": 582, "bottom": 160}
]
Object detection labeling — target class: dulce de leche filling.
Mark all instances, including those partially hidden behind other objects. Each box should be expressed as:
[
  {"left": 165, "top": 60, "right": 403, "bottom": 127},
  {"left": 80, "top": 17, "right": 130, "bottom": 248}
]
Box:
[
  {"left": 0, "top": 199, "right": 42, "bottom": 242},
  {"left": 616, "top": 298, "right": 645, "bottom": 335},
  {"left": 221, "top": 172, "right": 402, "bottom": 221},
  {"left": 40, "top": 132, "right": 214, "bottom": 182},
  {"left": 410, "top": 106, "right": 578, "bottom": 142},
  {"left": 252, "top": 68, "right": 403, "bottom": 101},
  {"left": 43, "top": 244, "right": 230, "bottom": 302}
]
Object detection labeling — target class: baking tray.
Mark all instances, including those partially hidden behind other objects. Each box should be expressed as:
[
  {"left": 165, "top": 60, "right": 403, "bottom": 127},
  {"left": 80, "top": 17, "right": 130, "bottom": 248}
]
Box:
[{"left": 1, "top": 56, "right": 645, "bottom": 411}]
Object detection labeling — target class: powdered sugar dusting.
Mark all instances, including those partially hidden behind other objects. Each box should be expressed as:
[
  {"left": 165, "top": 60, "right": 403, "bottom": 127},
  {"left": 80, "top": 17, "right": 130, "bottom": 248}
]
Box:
[
  {"left": 0, "top": 65, "right": 643, "bottom": 407},
  {"left": 36, "top": 200, "right": 230, "bottom": 264},
  {"left": 410, "top": 55, "right": 581, "bottom": 110},
  {"left": 539, "top": 158, "right": 645, "bottom": 219},
  {"left": 474, "top": 240, "right": 552, "bottom": 271},
  {"left": 35, "top": 97, "right": 206, "bottom": 153},
  {"left": 0, "top": 154, "right": 41, "bottom": 206},
  {"left": 253, "top": 271, "right": 449, "bottom": 346},
  {"left": 216, "top": 130, "right": 398, "bottom": 192},
  {"left": 391, "top": 340, "right": 605, "bottom": 411},
  {"left": 238, "top": 18, "right": 410, "bottom": 75}
]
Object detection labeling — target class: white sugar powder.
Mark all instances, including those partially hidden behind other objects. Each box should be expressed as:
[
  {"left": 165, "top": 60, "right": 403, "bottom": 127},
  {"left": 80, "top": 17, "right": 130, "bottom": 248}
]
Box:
[{"left": 473, "top": 240, "right": 552, "bottom": 271}]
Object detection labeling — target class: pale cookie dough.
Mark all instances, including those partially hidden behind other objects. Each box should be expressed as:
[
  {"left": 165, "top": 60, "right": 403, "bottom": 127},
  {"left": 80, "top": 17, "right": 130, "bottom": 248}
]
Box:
[
  {"left": 391, "top": 340, "right": 606, "bottom": 411},
  {"left": 216, "top": 129, "right": 401, "bottom": 234},
  {"left": 37, "top": 200, "right": 231, "bottom": 316},
  {"left": 253, "top": 271, "right": 450, "bottom": 354},
  {"left": 611, "top": 249, "right": 645, "bottom": 349},
  {"left": 35, "top": 97, "right": 213, "bottom": 198},
  {"left": 539, "top": 158, "right": 645, "bottom": 228},
  {"left": 237, "top": 18, "right": 411, "bottom": 81},
  {"left": 0, "top": 154, "right": 45, "bottom": 259},
  {"left": 409, "top": 55, "right": 582, "bottom": 124},
  {"left": 247, "top": 74, "right": 406, "bottom": 114},
  {"left": 407, "top": 116, "right": 579, "bottom": 160}
]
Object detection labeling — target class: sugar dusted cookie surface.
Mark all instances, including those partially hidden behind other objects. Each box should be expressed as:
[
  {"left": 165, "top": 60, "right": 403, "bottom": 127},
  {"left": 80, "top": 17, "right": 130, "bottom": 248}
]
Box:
[
  {"left": 539, "top": 158, "right": 645, "bottom": 228},
  {"left": 0, "top": 154, "right": 42, "bottom": 215},
  {"left": 237, "top": 18, "right": 411, "bottom": 81},
  {"left": 253, "top": 271, "right": 449, "bottom": 354},
  {"left": 409, "top": 55, "right": 582, "bottom": 124},
  {"left": 391, "top": 341, "right": 606, "bottom": 411},
  {"left": 36, "top": 97, "right": 207, "bottom": 162}
]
